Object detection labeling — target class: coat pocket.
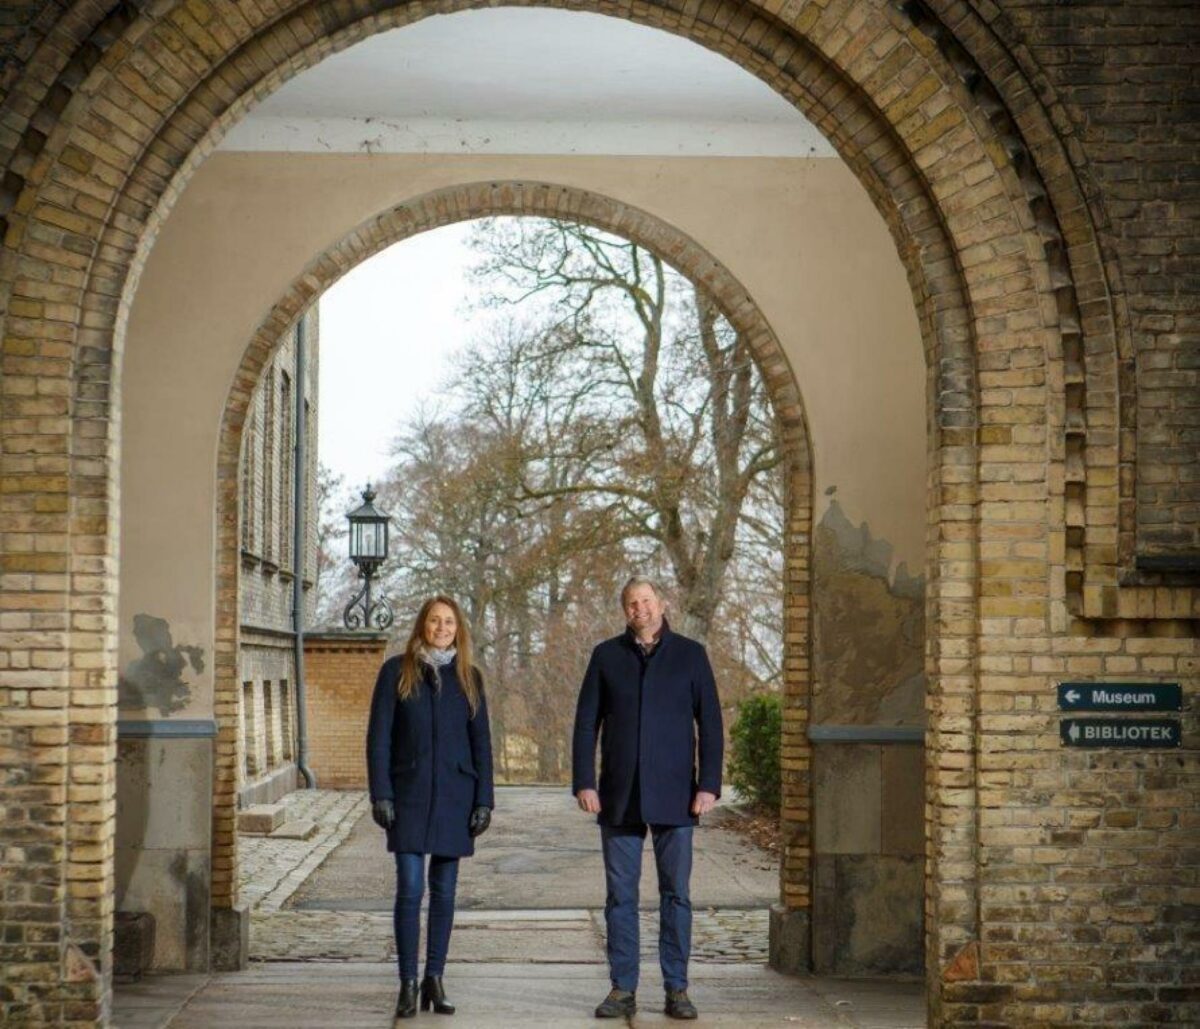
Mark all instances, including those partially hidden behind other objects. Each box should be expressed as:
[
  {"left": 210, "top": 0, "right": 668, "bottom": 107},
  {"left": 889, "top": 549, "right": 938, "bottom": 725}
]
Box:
[
  {"left": 457, "top": 759, "right": 478, "bottom": 779},
  {"left": 391, "top": 758, "right": 417, "bottom": 774}
]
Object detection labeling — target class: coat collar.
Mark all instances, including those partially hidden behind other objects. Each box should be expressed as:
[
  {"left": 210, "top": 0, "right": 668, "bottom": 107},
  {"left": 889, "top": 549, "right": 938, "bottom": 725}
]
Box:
[{"left": 623, "top": 617, "right": 673, "bottom": 656}]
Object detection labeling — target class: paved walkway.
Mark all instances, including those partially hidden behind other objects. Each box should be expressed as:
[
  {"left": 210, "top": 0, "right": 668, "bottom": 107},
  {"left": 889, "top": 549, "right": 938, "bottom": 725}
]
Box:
[
  {"left": 112, "top": 787, "right": 927, "bottom": 1027},
  {"left": 288, "top": 786, "right": 778, "bottom": 911},
  {"left": 238, "top": 789, "right": 368, "bottom": 913},
  {"left": 115, "top": 961, "right": 925, "bottom": 1027},
  {"left": 249, "top": 786, "right": 775, "bottom": 965}
]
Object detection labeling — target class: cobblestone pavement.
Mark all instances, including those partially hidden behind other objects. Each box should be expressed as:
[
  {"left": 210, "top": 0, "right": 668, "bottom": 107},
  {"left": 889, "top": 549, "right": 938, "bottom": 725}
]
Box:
[
  {"left": 248, "top": 906, "right": 768, "bottom": 963},
  {"left": 637, "top": 907, "right": 770, "bottom": 962},
  {"left": 238, "top": 790, "right": 367, "bottom": 913}
]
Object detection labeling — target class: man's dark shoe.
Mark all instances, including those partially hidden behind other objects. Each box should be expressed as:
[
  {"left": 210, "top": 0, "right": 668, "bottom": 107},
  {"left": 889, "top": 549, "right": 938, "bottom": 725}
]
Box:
[
  {"left": 594, "top": 988, "right": 636, "bottom": 1018},
  {"left": 664, "top": 988, "right": 698, "bottom": 1020}
]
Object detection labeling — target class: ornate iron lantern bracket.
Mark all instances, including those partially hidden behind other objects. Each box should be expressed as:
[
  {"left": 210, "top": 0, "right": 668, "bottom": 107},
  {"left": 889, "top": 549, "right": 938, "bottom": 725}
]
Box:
[{"left": 343, "top": 484, "right": 394, "bottom": 631}]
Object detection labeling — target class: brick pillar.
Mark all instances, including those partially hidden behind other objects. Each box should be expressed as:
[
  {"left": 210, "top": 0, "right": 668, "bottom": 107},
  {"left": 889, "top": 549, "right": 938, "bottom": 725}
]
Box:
[
  {"left": 303, "top": 632, "right": 389, "bottom": 788},
  {"left": 770, "top": 447, "right": 813, "bottom": 972}
]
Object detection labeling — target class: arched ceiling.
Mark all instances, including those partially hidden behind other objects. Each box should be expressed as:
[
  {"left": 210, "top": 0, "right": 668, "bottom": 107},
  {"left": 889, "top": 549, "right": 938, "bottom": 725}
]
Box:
[{"left": 220, "top": 8, "right": 834, "bottom": 157}]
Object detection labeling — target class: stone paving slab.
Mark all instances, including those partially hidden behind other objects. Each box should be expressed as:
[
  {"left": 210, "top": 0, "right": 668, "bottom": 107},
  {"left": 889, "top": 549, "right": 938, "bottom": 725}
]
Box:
[
  {"left": 109, "top": 973, "right": 208, "bottom": 1028},
  {"left": 123, "top": 962, "right": 926, "bottom": 1028}
]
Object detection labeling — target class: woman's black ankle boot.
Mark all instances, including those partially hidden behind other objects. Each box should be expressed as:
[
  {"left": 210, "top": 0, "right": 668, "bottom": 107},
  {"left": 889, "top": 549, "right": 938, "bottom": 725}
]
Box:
[
  {"left": 395, "top": 978, "right": 419, "bottom": 1019},
  {"left": 420, "top": 975, "right": 455, "bottom": 1015}
]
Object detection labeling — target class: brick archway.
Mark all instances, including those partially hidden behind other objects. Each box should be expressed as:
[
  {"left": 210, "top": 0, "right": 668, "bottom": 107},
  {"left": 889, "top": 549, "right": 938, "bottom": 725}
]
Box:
[{"left": 3, "top": 0, "right": 1173, "bottom": 1024}]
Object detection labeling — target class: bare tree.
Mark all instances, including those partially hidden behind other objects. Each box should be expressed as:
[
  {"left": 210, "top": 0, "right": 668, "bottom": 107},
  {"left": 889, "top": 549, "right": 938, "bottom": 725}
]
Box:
[
  {"left": 311, "top": 462, "right": 354, "bottom": 628},
  {"left": 361, "top": 216, "right": 786, "bottom": 782},
  {"left": 377, "top": 397, "right": 632, "bottom": 782},
  {"left": 466, "top": 217, "right": 782, "bottom": 643}
]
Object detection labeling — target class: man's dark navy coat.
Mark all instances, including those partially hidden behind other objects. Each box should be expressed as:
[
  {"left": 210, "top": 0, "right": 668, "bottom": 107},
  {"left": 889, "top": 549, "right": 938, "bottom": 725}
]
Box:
[
  {"left": 572, "top": 624, "right": 723, "bottom": 827},
  {"left": 366, "top": 656, "right": 495, "bottom": 857}
]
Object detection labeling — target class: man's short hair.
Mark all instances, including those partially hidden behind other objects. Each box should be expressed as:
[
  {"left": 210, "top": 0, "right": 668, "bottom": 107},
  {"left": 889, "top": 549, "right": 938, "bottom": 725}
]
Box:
[{"left": 620, "top": 576, "right": 666, "bottom": 606}]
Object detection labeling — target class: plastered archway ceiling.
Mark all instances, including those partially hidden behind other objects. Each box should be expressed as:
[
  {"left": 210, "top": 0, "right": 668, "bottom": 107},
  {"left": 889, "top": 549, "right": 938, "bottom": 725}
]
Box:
[{"left": 221, "top": 8, "right": 837, "bottom": 158}]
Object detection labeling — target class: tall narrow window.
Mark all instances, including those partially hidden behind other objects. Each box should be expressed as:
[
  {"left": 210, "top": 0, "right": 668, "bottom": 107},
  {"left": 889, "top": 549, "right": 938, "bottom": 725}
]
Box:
[
  {"left": 263, "top": 679, "right": 277, "bottom": 771},
  {"left": 241, "top": 411, "right": 257, "bottom": 554},
  {"left": 262, "top": 366, "right": 276, "bottom": 563},
  {"left": 242, "top": 681, "right": 258, "bottom": 777},
  {"left": 303, "top": 399, "right": 313, "bottom": 582},
  {"left": 280, "top": 370, "right": 293, "bottom": 570},
  {"left": 279, "top": 678, "right": 294, "bottom": 761}
]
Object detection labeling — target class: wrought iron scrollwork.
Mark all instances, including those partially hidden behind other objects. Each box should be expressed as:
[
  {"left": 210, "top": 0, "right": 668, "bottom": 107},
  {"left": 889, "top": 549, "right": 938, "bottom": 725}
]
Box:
[{"left": 343, "top": 572, "right": 394, "bottom": 631}]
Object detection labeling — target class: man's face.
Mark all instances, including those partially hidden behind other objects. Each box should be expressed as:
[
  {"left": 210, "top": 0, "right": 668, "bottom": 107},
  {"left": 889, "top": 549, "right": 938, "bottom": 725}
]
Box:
[{"left": 623, "top": 584, "right": 665, "bottom": 635}]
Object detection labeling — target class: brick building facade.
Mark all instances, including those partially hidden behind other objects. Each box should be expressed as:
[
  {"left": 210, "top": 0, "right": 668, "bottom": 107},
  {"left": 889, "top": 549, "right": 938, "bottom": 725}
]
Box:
[
  {"left": 236, "top": 310, "right": 320, "bottom": 807},
  {"left": 0, "top": 2, "right": 1197, "bottom": 1026}
]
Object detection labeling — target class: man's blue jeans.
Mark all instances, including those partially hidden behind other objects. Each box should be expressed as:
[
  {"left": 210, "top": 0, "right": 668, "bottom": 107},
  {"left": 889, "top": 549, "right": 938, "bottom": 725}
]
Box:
[
  {"left": 393, "top": 852, "right": 459, "bottom": 980},
  {"left": 601, "top": 824, "right": 693, "bottom": 993}
]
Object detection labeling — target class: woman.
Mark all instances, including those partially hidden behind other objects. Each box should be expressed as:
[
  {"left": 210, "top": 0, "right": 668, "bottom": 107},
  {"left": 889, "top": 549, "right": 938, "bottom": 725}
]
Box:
[{"left": 366, "top": 595, "right": 494, "bottom": 1019}]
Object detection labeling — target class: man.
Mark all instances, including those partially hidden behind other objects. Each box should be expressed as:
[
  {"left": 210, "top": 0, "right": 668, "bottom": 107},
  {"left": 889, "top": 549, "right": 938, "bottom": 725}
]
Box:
[{"left": 572, "top": 577, "right": 723, "bottom": 1020}]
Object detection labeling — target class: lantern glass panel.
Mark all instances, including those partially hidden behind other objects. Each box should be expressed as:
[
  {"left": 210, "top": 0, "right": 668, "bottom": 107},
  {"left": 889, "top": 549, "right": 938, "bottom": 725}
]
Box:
[{"left": 346, "top": 487, "right": 390, "bottom": 564}]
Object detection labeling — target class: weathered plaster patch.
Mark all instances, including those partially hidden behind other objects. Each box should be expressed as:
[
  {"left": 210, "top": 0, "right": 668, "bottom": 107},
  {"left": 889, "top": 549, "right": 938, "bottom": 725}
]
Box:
[
  {"left": 118, "top": 614, "right": 205, "bottom": 715},
  {"left": 812, "top": 497, "right": 925, "bottom": 725}
]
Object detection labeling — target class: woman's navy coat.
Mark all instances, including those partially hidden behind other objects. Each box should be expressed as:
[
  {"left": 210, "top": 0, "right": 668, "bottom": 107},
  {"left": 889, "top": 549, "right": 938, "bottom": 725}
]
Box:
[
  {"left": 572, "top": 624, "right": 723, "bottom": 827},
  {"left": 366, "top": 656, "right": 495, "bottom": 857}
]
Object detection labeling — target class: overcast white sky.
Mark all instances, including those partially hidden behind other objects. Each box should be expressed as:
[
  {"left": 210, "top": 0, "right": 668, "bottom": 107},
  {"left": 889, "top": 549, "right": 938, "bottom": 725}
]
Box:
[{"left": 317, "top": 222, "right": 477, "bottom": 496}]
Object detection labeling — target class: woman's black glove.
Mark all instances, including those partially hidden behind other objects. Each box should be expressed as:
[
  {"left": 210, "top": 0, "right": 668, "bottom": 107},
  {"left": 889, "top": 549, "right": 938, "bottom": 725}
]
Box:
[
  {"left": 372, "top": 799, "right": 395, "bottom": 831},
  {"left": 468, "top": 805, "right": 491, "bottom": 838}
]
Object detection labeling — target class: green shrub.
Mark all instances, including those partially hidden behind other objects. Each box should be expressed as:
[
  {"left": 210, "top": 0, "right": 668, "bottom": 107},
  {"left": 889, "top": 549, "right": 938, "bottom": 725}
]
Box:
[{"left": 727, "top": 692, "right": 782, "bottom": 812}]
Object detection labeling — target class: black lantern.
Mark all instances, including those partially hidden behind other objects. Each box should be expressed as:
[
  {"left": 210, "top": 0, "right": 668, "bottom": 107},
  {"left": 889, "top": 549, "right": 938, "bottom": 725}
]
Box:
[{"left": 343, "top": 485, "right": 394, "bottom": 630}]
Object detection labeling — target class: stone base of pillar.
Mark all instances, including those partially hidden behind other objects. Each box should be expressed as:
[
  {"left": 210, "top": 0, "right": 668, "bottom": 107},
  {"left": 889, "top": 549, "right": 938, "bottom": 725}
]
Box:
[
  {"left": 210, "top": 904, "right": 249, "bottom": 971},
  {"left": 113, "top": 911, "right": 156, "bottom": 981},
  {"left": 768, "top": 904, "right": 810, "bottom": 974}
]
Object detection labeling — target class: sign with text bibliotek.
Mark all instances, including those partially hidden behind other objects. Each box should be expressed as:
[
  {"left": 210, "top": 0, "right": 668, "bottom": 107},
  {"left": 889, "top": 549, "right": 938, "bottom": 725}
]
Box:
[
  {"left": 1059, "top": 718, "right": 1181, "bottom": 749},
  {"left": 1056, "top": 682, "right": 1182, "bottom": 712}
]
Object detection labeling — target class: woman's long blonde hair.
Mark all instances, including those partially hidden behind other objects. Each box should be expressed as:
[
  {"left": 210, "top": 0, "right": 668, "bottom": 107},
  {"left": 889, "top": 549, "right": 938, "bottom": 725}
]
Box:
[{"left": 397, "top": 595, "right": 481, "bottom": 716}]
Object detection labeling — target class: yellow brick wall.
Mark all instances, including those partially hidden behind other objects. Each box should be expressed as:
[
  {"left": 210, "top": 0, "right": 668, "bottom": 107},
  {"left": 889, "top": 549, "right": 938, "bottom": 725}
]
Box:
[{"left": 303, "top": 633, "right": 390, "bottom": 789}]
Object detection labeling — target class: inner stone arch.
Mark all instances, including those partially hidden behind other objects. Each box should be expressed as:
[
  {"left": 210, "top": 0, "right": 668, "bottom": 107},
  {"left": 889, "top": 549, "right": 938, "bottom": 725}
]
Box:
[{"left": 213, "top": 175, "right": 817, "bottom": 903}]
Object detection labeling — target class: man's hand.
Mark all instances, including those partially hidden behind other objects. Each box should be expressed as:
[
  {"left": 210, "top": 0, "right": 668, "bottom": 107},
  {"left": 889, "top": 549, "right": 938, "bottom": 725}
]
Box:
[
  {"left": 576, "top": 788, "right": 601, "bottom": 814},
  {"left": 371, "top": 798, "right": 395, "bottom": 831},
  {"left": 691, "top": 791, "right": 717, "bottom": 816}
]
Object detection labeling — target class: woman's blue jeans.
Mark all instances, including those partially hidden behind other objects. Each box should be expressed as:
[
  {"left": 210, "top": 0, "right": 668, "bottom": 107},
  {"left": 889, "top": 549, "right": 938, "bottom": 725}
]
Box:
[{"left": 393, "top": 852, "right": 460, "bottom": 980}]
